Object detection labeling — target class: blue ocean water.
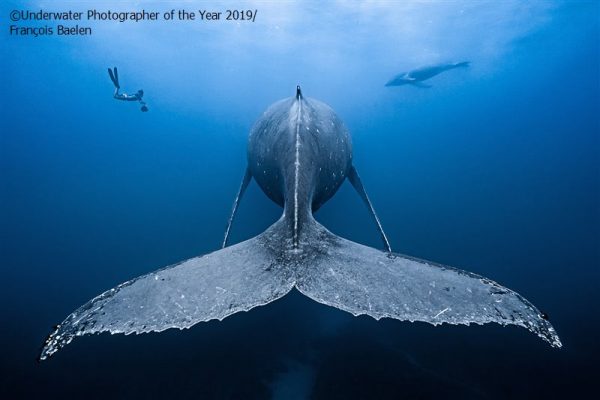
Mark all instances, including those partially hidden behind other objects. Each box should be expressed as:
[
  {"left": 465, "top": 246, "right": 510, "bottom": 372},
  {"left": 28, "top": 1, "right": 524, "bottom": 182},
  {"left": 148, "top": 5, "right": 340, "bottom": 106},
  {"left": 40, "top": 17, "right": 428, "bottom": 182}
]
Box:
[{"left": 1, "top": 1, "right": 598, "bottom": 399}]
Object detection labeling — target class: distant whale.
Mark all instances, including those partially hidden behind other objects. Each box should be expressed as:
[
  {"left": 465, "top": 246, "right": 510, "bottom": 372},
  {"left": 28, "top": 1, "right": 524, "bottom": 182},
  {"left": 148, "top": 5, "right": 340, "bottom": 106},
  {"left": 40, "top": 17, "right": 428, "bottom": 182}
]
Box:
[
  {"left": 39, "top": 86, "right": 560, "bottom": 361},
  {"left": 385, "top": 62, "right": 470, "bottom": 88}
]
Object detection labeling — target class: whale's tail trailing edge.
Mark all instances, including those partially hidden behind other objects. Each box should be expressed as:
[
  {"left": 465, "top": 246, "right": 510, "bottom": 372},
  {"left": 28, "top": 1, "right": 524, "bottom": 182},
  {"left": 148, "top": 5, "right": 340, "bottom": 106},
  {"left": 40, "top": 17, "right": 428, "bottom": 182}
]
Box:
[
  {"left": 296, "top": 221, "right": 562, "bottom": 348},
  {"left": 39, "top": 216, "right": 561, "bottom": 360},
  {"left": 38, "top": 220, "right": 296, "bottom": 361}
]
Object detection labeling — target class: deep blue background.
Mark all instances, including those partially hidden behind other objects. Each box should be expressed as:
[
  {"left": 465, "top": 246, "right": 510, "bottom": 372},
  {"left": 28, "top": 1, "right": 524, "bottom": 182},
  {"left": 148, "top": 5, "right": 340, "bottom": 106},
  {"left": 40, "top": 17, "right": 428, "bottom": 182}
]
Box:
[{"left": 1, "top": 1, "right": 598, "bottom": 399}]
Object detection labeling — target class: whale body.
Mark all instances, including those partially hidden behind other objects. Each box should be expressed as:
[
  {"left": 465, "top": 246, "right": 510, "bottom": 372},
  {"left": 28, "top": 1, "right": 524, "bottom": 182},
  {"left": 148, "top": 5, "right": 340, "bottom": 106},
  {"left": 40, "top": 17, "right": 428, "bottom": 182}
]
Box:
[
  {"left": 385, "top": 62, "right": 470, "bottom": 88},
  {"left": 39, "top": 86, "right": 560, "bottom": 361}
]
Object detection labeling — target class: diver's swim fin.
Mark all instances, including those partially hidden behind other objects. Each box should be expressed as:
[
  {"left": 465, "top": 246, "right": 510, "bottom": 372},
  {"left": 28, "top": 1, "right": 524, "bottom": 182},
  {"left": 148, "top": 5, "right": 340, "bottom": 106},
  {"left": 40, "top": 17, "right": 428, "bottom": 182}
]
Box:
[
  {"left": 113, "top": 67, "right": 119, "bottom": 87},
  {"left": 347, "top": 166, "right": 391, "bottom": 252},
  {"left": 108, "top": 67, "right": 120, "bottom": 89},
  {"left": 222, "top": 168, "right": 252, "bottom": 248},
  {"left": 107, "top": 68, "right": 115, "bottom": 86}
]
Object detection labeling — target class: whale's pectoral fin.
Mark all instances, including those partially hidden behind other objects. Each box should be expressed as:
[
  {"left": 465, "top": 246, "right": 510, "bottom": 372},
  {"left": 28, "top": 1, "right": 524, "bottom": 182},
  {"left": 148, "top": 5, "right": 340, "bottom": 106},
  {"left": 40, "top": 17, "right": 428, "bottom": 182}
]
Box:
[
  {"left": 39, "top": 228, "right": 295, "bottom": 361},
  {"left": 222, "top": 167, "right": 252, "bottom": 248},
  {"left": 410, "top": 81, "right": 432, "bottom": 88},
  {"left": 295, "top": 225, "right": 562, "bottom": 348},
  {"left": 347, "top": 166, "right": 391, "bottom": 252}
]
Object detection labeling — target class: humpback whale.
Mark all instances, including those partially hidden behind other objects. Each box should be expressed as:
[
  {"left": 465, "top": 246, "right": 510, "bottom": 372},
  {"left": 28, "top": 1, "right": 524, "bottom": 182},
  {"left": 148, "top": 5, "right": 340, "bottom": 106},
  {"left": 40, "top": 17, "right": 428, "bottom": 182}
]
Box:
[
  {"left": 385, "top": 62, "right": 470, "bottom": 88},
  {"left": 39, "top": 86, "right": 561, "bottom": 361}
]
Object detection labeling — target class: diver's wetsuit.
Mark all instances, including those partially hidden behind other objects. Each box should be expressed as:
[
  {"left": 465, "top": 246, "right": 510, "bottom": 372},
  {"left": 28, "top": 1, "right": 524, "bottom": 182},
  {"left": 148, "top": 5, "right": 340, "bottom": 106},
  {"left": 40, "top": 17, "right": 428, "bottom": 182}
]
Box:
[{"left": 108, "top": 67, "right": 148, "bottom": 112}]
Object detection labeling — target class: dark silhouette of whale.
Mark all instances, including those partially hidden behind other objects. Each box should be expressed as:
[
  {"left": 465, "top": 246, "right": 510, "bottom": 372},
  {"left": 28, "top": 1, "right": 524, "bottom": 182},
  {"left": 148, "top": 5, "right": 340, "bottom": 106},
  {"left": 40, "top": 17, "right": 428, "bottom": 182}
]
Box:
[
  {"left": 386, "top": 62, "right": 470, "bottom": 88},
  {"left": 39, "top": 86, "right": 560, "bottom": 361}
]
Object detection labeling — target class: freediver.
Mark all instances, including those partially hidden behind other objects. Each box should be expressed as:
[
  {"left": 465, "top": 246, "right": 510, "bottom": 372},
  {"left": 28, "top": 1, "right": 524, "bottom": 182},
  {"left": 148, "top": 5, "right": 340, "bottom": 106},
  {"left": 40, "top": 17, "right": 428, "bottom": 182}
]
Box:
[{"left": 108, "top": 67, "right": 148, "bottom": 112}]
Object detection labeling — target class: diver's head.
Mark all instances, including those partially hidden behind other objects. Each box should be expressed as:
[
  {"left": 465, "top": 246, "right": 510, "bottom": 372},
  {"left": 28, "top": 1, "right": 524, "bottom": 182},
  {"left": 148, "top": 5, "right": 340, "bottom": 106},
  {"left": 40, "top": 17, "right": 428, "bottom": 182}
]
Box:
[
  {"left": 141, "top": 105, "right": 148, "bottom": 112},
  {"left": 137, "top": 89, "right": 144, "bottom": 98}
]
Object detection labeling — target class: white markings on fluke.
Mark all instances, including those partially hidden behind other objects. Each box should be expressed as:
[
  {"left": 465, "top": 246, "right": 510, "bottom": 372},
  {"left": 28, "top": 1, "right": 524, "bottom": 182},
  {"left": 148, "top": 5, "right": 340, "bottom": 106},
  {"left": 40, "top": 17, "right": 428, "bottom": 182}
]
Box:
[{"left": 434, "top": 307, "right": 450, "bottom": 318}]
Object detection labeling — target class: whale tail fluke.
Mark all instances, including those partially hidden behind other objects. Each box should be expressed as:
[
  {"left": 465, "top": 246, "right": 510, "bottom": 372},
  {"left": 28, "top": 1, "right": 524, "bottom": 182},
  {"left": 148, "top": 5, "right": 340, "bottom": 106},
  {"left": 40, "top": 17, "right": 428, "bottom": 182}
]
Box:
[
  {"left": 454, "top": 61, "right": 471, "bottom": 68},
  {"left": 39, "top": 215, "right": 561, "bottom": 360}
]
